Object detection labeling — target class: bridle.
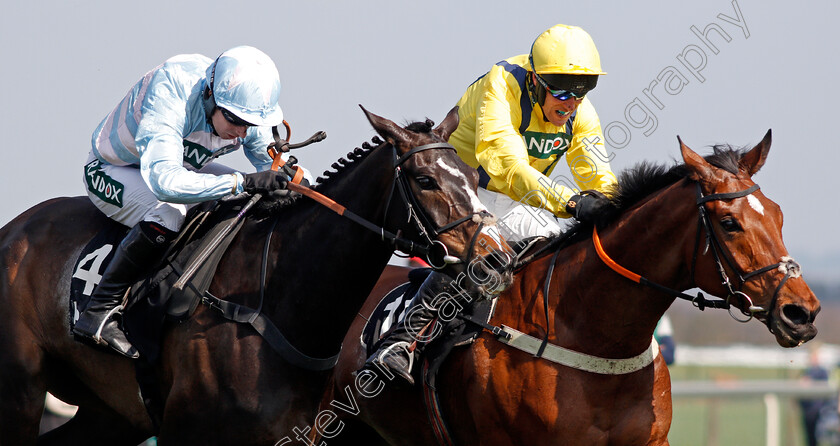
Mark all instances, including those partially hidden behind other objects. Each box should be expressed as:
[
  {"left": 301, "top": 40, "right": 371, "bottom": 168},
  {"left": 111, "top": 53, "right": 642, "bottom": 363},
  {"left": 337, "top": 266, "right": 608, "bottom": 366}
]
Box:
[
  {"left": 594, "top": 180, "right": 802, "bottom": 323},
  {"left": 384, "top": 142, "right": 493, "bottom": 268},
  {"left": 456, "top": 178, "right": 803, "bottom": 376},
  {"left": 266, "top": 121, "right": 488, "bottom": 268},
  {"left": 284, "top": 141, "right": 490, "bottom": 269},
  {"left": 689, "top": 182, "right": 801, "bottom": 321}
]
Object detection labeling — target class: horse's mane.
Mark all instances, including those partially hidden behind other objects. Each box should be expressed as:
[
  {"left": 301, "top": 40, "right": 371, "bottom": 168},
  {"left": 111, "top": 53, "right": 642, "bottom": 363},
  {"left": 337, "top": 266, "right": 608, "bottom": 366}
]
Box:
[
  {"left": 560, "top": 144, "right": 747, "bottom": 239},
  {"left": 311, "top": 118, "right": 436, "bottom": 191},
  {"left": 251, "top": 118, "right": 438, "bottom": 217}
]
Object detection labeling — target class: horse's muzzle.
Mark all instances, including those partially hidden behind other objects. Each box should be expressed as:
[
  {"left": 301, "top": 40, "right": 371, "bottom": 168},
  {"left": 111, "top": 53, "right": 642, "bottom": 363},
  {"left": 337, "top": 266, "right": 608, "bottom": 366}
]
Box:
[{"left": 767, "top": 303, "right": 819, "bottom": 347}]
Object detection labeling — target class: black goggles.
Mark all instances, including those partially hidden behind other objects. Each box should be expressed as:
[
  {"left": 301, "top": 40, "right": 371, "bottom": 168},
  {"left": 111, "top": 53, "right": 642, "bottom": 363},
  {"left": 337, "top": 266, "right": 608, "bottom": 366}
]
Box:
[
  {"left": 533, "top": 72, "right": 599, "bottom": 100},
  {"left": 219, "top": 108, "right": 255, "bottom": 127}
]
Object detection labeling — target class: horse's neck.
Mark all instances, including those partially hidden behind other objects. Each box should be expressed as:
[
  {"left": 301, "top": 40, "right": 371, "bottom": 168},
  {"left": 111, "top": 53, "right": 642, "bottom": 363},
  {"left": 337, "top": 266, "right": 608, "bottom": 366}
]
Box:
[
  {"left": 263, "top": 145, "right": 398, "bottom": 354},
  {"left": 505, "top": 180, "right": 699, "bottom": 358}
]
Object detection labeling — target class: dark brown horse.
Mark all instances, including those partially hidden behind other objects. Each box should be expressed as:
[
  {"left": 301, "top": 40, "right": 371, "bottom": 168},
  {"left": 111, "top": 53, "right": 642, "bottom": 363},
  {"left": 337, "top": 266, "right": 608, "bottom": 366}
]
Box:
[
  {"left": 0, "top": 107, "right": 507, "bottom": 445},
  {"left": 321, "top": 131, "right": 820, "bottom": 445}
]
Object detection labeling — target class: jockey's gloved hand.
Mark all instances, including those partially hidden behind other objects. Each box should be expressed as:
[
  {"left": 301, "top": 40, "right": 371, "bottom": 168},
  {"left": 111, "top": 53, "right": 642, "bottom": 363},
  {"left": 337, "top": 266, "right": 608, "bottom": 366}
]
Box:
[
  {"left": 566, "top": 190, "right": 610, "bottom": 224},
  {"left": 243, "top": 170, "right": 288, "bottom": 195},
  {"left": 282, "top": 176, "right": 310, "bottom": 199}
]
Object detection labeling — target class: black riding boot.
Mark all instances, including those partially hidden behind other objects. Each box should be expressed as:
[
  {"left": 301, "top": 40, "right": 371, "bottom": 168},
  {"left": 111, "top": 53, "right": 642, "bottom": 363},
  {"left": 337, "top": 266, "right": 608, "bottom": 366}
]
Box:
[
  {"left": 363, "top": 271, "right": 453, "bottom": 385},
  {"left": 73, "top": 221, "right": 175, "bottom": 358}
]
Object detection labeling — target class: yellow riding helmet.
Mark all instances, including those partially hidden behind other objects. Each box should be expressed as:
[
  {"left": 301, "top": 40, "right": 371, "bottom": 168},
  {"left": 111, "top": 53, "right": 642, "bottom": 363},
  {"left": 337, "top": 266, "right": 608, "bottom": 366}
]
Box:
[{"left": 529, "top": 24, "right": 606, "bottom": 75}]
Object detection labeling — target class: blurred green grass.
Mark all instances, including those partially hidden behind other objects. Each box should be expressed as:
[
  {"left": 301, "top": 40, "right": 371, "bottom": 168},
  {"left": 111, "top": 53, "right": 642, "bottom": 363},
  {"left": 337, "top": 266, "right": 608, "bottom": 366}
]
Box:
[{"left": 669, "top": 365, "right": 815, "bottom": 446}]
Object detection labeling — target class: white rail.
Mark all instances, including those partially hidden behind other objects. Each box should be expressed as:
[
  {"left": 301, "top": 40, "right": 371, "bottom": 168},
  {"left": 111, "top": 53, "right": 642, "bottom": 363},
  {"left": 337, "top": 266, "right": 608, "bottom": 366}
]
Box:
[{"left": 672, "top": 380, "right": 837, "bottom": 446}]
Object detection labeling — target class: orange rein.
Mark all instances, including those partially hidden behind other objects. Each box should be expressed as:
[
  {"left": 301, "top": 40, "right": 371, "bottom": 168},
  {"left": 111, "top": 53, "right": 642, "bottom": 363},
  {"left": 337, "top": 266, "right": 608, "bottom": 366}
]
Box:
[
  {"left": 592, "top": 225, "right": 731, "bottom": 312},
  {"left": 285, "top": 182, "right": 346, "bottom": 217},
  {"left": 592, "top": 227, "right": 642, "bottom": 284},
  {"left": 267, "top": 120, "right": 306, "bottom": 185}
]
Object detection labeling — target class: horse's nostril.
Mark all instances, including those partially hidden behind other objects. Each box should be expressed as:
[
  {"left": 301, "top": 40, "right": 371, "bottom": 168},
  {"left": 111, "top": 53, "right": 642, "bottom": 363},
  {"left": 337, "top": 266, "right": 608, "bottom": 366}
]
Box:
[{"left": 782, "top": 304, "right": 810, "bottom": 326}]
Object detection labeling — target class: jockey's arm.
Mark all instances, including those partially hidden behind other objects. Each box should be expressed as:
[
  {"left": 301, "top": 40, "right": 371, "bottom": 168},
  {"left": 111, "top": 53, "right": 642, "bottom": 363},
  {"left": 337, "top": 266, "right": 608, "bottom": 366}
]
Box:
[
  {"left": 135, "top": 73, "right": 243, "bottom": 204},
  {"left": 472, "top": 85, "right": 589, "bottom": 218},
  {"left": 563, "top": 100, "right": 618, "bottom": 201},
  {"left": 139, "top": 131, "right": 242, "bottom": 204}
]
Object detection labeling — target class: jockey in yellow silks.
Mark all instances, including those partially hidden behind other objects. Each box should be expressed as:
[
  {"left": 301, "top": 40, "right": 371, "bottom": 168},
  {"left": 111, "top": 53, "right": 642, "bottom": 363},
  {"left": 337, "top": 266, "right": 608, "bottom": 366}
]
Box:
[
  {"left": 450, "top": 24, "right": 617, "bottom": 242},
  {"left": 362, "top": 25, "right": 618, "bottom": 386}
]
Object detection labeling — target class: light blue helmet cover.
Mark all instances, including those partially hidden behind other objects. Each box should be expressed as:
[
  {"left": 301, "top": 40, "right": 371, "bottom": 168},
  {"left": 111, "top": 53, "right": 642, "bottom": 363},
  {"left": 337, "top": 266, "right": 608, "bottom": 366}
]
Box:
[{"left": 207, "top": 46, "right": 283, "bottom": 127}]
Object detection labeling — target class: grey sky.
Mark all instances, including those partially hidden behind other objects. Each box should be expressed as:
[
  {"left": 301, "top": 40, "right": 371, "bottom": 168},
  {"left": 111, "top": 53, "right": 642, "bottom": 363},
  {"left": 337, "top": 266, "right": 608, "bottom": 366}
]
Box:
[{"left": 1, "top": 0, "right": 837, "bottom": 280}]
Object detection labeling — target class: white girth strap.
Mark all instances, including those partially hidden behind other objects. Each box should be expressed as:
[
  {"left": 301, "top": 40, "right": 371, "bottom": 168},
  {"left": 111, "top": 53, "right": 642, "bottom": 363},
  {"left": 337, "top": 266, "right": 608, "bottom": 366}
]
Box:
[{"left": 497, "top": 325, "right": 659, "bottom": 375}]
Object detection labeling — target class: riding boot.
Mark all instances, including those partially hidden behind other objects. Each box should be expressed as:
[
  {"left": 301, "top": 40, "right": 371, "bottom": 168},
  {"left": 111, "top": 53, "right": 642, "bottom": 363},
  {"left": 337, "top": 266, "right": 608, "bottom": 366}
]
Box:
[
  {"left": 73, "top": 221, "right": 176, "bottom": 358},
  {"left": 363, "top": 271, "right": 453, "bottom": 385}
]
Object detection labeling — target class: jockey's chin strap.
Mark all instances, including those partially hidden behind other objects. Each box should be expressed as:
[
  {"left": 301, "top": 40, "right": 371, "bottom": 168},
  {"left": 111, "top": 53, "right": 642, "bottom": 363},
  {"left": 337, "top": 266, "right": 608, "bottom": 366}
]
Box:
[{"left": 593, "top": 181, "right": 800, "bottom": 323}]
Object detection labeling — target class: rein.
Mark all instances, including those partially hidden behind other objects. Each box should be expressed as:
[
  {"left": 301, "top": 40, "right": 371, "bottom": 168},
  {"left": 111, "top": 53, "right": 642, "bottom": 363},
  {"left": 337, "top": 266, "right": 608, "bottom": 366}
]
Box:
[
  {"left": 592, "top": 227, "right": 729, "bottom": 312},
  {"left": 197, "top": 139, "right": 485, "bottom": 371},
  {"left": 471, "top": 180, "right": 800, "bottom": 374},
  {"left": 267, "top": 123, "right": 479, "bottom": 267}
]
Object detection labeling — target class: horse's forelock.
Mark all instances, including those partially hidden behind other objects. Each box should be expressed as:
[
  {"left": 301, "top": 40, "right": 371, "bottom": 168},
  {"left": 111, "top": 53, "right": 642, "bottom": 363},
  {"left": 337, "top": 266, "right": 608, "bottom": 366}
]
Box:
[
  {"left": 706, "top": 145, "right": 747, "bottom": 175},
  {"left": 404, "top": 119, "right": 435, "bottom": 135}
]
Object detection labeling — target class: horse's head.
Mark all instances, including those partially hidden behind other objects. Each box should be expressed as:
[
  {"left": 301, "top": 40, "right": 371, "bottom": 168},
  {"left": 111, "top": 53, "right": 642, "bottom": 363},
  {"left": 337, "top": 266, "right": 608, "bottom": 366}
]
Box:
[
  {"left": 362, "top": 106, "right": 512, "bottom": 294},
  {"left": 680, "top": 131, "right": 819, "bottom": 347}
]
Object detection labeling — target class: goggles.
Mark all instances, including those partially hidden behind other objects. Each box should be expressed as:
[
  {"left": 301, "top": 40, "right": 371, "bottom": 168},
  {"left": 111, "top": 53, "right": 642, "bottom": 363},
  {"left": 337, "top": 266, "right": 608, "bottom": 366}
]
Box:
[
  {"left": 533, "top": 72, "right": 585, "bottom": 101},
  {"left": 220, "top": 107, "right": 255, "bottom": 127}
]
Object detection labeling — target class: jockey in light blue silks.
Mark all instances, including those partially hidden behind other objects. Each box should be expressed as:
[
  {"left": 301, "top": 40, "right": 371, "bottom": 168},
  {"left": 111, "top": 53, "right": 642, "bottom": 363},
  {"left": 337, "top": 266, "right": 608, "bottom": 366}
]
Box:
[{"left": 75, "top": 46, "right": 310, "bottom": 358}]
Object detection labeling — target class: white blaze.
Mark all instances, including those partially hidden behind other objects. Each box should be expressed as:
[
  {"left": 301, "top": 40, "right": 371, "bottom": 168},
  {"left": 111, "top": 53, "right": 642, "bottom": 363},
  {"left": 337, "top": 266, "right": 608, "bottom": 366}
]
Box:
[
  {"left": 746, "top": 194, "right": 765, "bottom": 216},
  {"left": 436, "top": 159, "right": 487, "bottom": 213}
]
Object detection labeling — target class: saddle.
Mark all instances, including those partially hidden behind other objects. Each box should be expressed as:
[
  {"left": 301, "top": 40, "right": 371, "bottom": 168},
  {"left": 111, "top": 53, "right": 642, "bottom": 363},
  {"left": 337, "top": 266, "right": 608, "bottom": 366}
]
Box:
[{"left": 69, "top": 195, "right": 259, "bottom": 363}]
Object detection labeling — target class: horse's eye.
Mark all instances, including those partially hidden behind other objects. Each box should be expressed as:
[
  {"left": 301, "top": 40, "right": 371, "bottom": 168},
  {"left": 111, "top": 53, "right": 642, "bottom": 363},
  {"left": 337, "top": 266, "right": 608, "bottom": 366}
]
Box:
[
  {"left": 720, "top": 216, "right": 742, "bottom": 232},
  {"left": 415, "top": 176, "right": 439, "bottom": 190}
]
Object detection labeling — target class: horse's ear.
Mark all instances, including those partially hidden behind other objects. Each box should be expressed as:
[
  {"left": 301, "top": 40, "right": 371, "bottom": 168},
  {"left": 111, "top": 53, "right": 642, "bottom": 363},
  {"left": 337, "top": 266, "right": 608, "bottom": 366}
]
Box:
[
  {"left": 360, "top": 104, "right": 413, "bottom": 148},
  {"left": 739, "top": 129, "right": 771, "bottom": 176},
  {"left": 679, "top": 136, "right": 715, "bottom": 182},
  {"left": 433, "top": 106, "right": 460, "bottom": 141}
]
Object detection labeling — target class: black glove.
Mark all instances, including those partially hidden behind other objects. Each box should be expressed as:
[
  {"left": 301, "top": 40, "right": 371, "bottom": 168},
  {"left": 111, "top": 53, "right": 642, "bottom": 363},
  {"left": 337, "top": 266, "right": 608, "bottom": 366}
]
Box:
[
  {"left": 243, "top": 170, "right": 288, "bottom": 195},
  {"left": 565, "top": 190, "right": 610, "bottom": 224}
]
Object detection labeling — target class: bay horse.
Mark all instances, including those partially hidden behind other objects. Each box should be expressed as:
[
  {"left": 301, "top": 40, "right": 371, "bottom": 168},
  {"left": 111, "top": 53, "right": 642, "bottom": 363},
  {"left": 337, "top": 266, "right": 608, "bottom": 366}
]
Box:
[
  {"left": 321, "top": 131, "right": 820, "bottom": 445},
  {"left": 0, "top": 107, "right": 506, "bottom": 445}
]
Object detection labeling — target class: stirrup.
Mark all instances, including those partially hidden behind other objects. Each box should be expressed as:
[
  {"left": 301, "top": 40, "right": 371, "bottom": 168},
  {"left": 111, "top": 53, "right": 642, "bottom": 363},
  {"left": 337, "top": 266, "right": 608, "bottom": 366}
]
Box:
[
  {"left": 375, "top": 340, "right": 415, "bottom": 373},
  {"left": 92, "top": 304, "right": 124, "bottom": 345}
]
